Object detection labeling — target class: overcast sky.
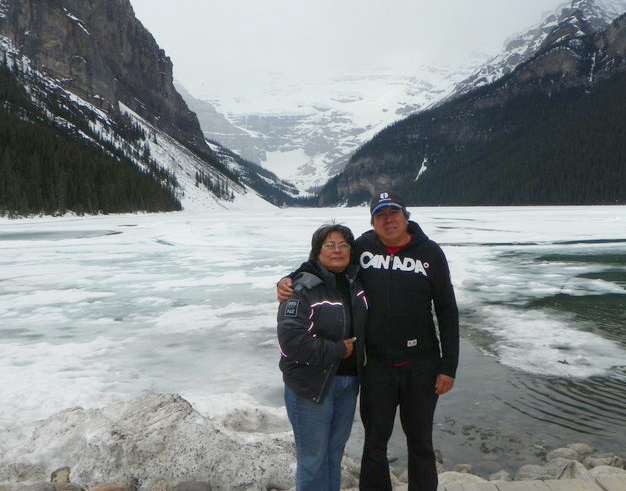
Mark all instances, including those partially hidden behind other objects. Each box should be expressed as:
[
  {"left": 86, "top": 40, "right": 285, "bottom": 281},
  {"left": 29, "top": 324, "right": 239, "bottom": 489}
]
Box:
[{"left": 129, "top": 0, "right": 566, "bottom": 95}]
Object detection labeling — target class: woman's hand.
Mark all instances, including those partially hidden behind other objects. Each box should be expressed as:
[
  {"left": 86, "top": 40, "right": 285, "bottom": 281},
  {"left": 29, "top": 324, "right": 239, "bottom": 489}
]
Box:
[{"left": 343, "top": 337, "right": 357, "bottom": 358}]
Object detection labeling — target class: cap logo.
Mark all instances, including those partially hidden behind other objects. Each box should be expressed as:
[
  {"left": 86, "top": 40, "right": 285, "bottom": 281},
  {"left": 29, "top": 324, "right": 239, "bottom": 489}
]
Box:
[{"left": 380, "top": 192, "right": 389, "bottom": 199}]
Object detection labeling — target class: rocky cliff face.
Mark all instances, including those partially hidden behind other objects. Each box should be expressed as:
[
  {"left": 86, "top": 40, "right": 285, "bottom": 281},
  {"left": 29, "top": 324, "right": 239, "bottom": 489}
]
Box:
[
  {"left": 0, "top": 0, "right": 299, "bottom": 210},
  {"left": 0, "top": 0, "right": 206, "bottom": 153}
]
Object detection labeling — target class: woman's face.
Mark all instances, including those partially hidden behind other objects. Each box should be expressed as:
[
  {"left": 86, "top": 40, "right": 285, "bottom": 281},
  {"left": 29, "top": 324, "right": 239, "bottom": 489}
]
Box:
[{"left": 317, "top": 231, "right": 351, "bottom": 273}]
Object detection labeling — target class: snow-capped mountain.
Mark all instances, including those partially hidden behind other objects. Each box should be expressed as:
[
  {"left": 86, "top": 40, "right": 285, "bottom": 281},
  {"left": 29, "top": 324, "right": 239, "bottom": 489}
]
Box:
[
  {"left": 449, "top": 0, "right": 626, "bottom": 99},
  {"left": 179, "top": 61, "right": 487, "bottom": 195},
  {"left": 182, "top": 0, "right": 626, "bottom": 196},
  {"left": 317, "top": 3, "right": 626, "bottom": 206}
]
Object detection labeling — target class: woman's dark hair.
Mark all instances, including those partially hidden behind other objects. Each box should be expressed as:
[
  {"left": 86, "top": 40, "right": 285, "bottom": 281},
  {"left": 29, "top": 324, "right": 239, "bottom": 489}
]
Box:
[{"left": 309, "top": 222, "right": 355, "bottom": 261}]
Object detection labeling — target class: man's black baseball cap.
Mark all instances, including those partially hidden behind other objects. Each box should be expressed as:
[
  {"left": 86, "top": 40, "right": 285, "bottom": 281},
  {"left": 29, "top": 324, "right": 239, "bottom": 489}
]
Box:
[{"left": 370, "top": 192, "right": 407, "bottom": 216}]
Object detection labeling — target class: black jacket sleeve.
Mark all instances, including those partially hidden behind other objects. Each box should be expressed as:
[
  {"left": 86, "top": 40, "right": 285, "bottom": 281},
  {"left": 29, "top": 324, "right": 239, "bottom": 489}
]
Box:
[
  {"left": 277, "top": 291, "right": 346, "bottom": 367},
  {"left": 432, "top": 245, "right": 460, "bottom": 377}
]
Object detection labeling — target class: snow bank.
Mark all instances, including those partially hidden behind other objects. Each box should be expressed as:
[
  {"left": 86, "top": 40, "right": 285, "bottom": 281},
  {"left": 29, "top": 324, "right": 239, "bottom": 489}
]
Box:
[{"left": 0, "top": 393, "right": 299, "bottom": 490}]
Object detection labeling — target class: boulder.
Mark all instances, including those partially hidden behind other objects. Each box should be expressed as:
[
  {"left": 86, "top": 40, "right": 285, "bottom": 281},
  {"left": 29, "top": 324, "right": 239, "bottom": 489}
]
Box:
[
  {"left": 516, "top": 458, "right": 590, "bottom": 481},
  {"left": 90, "top": 485, "right": 129, "bottom": 491},
  {"left": 453, "top": 463, "right": 475, "bottom": 474},
  {"left": 7, "top": 486, "right": 84, "bottom": 491},
  {"left": 588, "top": 465, "right": 626, "bottom": 478},
  {"left": 10, "top": 485, "right": 55, "bottom": 491},
  {"left": 488, "top": 469, "right": 512, "bottom": 482},
  {"left": 567, "top": 443, "right": 595, "bottom": 456},
  {"left": 552, "top": 460, "right": 591, "bottom": 480},
  {"left": 90, "top": 476, "right": 137, "bottom": 491},
  {"left": 437, "top": 471, "right": 487, "bottom": 486},
  {"left": 89, "top": 476, "right": 139, "bottom": 491},
  {"left": 516, "top": 464, "right": 548, "bottom": 481},
  {"left": 546, "top": 447, "right": 581, "bottom": 461},
  {"left": 51, "top": 468, "right": 71, "bottom": 484},
  {"left": 583, "top": 453, "right": 626, "bottom": 469},
  {"left": 137, "top": 480, "right": 171, "bottom": 491}
]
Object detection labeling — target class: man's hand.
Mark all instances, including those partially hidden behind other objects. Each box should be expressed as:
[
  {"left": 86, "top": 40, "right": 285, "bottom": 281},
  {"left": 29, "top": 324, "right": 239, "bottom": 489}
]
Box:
[
  {"left": 343, "top": 337, "right": 357, "bottom": 358},
  {"left": 277, "top": 277, "right": 293, "bottom": 302},
  {"left": 435, "top": 373, "right": 455, "bottom": 395}
]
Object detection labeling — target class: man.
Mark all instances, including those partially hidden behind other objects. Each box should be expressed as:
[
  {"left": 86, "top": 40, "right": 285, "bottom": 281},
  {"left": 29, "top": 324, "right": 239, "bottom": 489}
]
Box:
[{"left": 278, "top": 191, "right": 459, "bottom": 491}]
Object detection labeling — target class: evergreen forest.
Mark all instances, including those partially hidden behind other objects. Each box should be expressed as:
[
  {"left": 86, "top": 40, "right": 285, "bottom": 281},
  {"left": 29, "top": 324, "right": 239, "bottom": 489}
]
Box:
[
  {"left": 0, "top": 63, "right": 182, "bottom": 217},
  {"left": 410, "top": 74, "right": 626, "bottom": 205}
]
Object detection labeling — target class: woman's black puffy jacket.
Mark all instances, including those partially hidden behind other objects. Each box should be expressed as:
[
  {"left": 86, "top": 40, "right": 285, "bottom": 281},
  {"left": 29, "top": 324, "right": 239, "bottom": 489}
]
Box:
[{"left": 277, "top": 260, "right": 368, "bottom": 403}]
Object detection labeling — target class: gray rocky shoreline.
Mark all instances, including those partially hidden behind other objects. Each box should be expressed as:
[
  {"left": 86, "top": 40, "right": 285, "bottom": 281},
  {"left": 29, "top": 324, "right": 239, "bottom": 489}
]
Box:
[{"left": 1, "top": 393, "right": 624, "bottom": 491}]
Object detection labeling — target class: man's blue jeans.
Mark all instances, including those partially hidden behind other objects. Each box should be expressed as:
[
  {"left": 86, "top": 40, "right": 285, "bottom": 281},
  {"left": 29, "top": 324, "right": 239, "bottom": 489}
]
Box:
[{"left": 285, "top": 375, "right": 359, "bottom": 491}]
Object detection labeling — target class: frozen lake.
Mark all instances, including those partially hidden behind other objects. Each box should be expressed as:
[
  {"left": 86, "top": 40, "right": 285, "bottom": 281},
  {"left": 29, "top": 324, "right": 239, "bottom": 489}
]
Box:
[{"left": 1, "top": 206, "right": 625, "bottom": 474}]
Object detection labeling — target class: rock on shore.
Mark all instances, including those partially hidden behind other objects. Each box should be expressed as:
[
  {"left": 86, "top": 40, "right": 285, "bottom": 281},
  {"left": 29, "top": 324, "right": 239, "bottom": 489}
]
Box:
[
  {"left": 1, "top": 393, "right": 624, "bottom": 490},
  {"left": 0, "top": 393, "right": 303, "bottom": 490}
]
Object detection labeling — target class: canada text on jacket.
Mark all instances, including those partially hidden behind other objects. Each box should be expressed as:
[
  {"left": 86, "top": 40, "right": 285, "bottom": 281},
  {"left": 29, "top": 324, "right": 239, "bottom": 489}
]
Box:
[{"left": 359, "top": 252, "right": 428, "bottom": 276}]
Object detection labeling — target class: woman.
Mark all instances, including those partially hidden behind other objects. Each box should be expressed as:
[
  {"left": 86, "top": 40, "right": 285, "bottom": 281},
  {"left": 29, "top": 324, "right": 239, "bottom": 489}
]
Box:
[{"left": 277, "top": 223, "right": 368, "bottom": 491}]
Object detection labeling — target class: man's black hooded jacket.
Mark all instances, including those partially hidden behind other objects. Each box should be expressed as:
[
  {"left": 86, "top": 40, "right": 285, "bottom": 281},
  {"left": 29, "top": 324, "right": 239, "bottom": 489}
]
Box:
[{"left": 355, "top": 220, "right": 459, "bottom": 377}]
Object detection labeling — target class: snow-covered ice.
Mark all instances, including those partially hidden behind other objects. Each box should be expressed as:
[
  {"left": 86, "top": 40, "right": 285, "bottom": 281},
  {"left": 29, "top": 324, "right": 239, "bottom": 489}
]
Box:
[{"left": 1, "top": 206, "right": 625, "bottom": 475}]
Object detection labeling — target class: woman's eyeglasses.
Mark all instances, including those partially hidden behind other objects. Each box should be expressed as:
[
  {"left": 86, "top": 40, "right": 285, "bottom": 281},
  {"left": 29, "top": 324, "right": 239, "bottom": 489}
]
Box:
[{"left": 322, "top": 242, "right": 350, "bottom": 251}]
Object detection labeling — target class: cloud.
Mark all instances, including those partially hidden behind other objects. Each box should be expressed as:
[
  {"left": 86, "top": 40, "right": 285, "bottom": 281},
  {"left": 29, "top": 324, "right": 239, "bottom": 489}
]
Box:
[{"left": 129, "top": 0, "right": 565, "bottom": 92}]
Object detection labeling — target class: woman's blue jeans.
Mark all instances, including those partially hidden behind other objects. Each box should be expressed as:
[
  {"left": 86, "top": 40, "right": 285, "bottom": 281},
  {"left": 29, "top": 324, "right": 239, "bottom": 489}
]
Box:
[{"left": 285, "top": 375, "right": 359, "bottom": 491}]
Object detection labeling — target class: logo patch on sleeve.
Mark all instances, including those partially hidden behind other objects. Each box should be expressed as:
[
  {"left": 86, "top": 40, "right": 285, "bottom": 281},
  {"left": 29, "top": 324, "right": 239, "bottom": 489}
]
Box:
[
  {"left": 407, "top": 339, "right": 418, "bottom": 348},
  {"left": 284, "top": 299, "right": 299, "bottom": 317}
]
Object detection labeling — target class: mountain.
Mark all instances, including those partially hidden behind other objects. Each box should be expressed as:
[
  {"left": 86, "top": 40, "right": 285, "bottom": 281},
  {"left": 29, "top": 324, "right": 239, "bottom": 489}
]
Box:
[
  {"left": 179, "top": 64, "right": 487, "bottom": 195},
  {"left": 0, "top": 0, "right": 295, "bottom": 217},
  {"left": 449, "top": 0, "right": 626, "bottom": 100},
  {"left": 183, "top": 0, "right": 626, "bottom": 198},
  {"left": 317, "top": 9, "right": 626, "bottom": 206}
]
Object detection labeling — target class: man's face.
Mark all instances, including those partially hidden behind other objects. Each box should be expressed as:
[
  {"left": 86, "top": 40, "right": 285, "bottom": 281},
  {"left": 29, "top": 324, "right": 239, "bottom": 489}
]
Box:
[{"left": 372, "top": 206, "right": 409, "bottom": 246}]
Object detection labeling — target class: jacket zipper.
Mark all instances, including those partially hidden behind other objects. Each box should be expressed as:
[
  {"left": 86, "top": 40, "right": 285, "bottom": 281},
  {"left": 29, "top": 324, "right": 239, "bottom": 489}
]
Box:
[{"left": 315, "top": 290, "right": 347, "bottom": 402}]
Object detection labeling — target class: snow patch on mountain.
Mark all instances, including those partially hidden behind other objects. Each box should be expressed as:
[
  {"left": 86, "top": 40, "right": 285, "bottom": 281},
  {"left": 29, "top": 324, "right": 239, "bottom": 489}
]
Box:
[
  {"left": 118, "top": 104, "right": 274, "bottom": 212},
  {"left": 62, "top": 7, "right": 90, "bottom": 35}
]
